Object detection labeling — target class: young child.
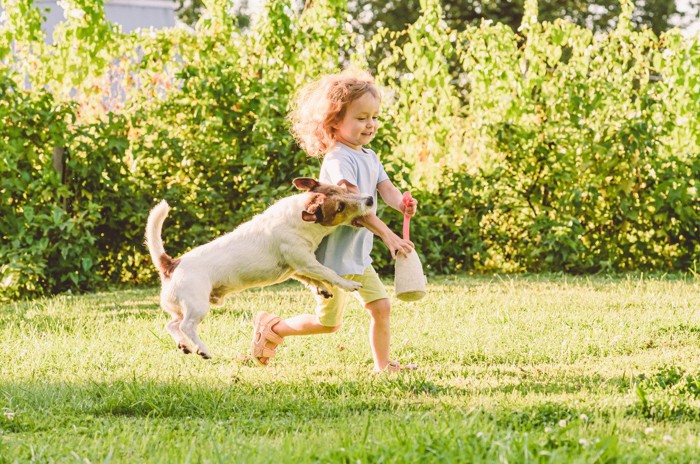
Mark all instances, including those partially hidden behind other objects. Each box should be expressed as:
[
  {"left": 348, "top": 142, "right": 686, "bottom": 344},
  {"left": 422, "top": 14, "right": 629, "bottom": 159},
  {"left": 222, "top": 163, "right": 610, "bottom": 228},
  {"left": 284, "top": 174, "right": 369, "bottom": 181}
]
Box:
[{"left": 250, "top": 69, "right": 417, "bottom": 373}]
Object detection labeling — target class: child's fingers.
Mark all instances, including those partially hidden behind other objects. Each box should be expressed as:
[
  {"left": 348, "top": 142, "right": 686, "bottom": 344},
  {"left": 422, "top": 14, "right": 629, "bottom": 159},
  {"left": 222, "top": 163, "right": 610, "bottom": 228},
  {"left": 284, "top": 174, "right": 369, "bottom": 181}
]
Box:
[
  {"left": 397, "top": 240, "right": 414, "bottom": 257},
  {"left": 387, "top": 236, "right": 414, "bottom": 259},
  {"left": 403, "top": 199, "right": 418, "bottom": 217}
]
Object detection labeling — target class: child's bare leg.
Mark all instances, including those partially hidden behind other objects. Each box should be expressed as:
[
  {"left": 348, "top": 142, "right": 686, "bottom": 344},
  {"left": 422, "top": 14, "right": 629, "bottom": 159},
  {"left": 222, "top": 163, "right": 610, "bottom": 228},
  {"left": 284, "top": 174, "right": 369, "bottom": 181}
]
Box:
[
  {"left": 365, "top": 298, "right": 391, "bottom": 371},
  {"left": 254, "top": 315, "right": 340, "bottom": 365},
  {"left": 274, "top": 315, "right": 340, "bottom": 336}
]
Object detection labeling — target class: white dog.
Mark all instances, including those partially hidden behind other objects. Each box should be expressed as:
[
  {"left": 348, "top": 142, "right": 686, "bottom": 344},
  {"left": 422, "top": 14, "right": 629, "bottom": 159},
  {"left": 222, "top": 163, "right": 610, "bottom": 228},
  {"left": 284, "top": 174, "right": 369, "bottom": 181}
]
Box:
[{"left": 145, "top": 177, "right": 374, "bottom": 359}]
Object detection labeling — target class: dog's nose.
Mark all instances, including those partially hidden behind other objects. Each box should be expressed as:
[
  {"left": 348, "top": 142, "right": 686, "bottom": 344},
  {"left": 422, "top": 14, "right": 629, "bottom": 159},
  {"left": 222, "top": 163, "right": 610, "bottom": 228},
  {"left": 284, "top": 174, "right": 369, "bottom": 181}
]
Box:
[{"left": 365, "top": 197, "right": 374, "bottom": 207}]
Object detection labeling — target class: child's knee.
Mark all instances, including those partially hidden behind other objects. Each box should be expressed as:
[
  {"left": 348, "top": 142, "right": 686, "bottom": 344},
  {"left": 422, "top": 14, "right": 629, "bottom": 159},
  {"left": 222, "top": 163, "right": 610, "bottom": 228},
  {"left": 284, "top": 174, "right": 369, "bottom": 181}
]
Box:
[
  {"left": 366, "top": 298, "right": 391, "bottom": 319},
  {"left": 318, "top": 320, "right": 342, "bottom": 333},
  {"left": 326, "top": 323, "right": 342, "bottom": 333}
]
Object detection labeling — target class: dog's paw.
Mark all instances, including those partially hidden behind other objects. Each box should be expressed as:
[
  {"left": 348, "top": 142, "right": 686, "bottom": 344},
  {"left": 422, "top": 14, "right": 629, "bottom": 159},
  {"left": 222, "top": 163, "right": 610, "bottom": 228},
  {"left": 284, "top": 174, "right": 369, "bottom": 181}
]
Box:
[
  {"left": 178, "top": 343, "right": 192, "bottom": 355},
  {"left": 339, "top": 279, "right": 362, "bottom": 292}
]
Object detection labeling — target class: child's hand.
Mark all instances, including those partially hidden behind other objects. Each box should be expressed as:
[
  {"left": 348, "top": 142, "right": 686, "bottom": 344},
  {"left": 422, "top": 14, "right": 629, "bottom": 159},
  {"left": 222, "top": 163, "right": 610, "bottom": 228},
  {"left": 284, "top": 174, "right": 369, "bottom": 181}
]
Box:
[
  {"left": 383, "top": 233, "right": 415, "bottom": 260},
  {"left": 401, "top": 196, "right": 418, "bottom": 218}
]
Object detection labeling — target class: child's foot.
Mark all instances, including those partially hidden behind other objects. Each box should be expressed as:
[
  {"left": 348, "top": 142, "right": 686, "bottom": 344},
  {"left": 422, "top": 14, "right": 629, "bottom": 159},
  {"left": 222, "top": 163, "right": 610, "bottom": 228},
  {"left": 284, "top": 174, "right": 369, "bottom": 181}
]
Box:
[
  {"left": 373, "top": 360, "right": 418, "bottom": 374},
  {"left": 251, "top": 311, "right": 284, "bottom": 366}
]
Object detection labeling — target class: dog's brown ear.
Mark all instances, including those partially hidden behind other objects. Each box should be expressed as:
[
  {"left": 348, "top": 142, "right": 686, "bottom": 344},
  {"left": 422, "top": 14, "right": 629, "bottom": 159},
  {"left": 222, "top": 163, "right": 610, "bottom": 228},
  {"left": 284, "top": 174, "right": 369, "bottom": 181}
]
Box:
[
  {"left": 293, "top": 178, "right": 320, "bottom": 191},
  {"left": 302, "top": 193, "right": 324, "bottom": 223}
]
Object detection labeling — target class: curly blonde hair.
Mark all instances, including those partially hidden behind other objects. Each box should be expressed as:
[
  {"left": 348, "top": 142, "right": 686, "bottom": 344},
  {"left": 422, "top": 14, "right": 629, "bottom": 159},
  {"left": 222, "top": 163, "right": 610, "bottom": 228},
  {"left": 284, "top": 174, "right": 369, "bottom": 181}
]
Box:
[{"left": 288, "top": 69, "right": 380, "bottom": 158}]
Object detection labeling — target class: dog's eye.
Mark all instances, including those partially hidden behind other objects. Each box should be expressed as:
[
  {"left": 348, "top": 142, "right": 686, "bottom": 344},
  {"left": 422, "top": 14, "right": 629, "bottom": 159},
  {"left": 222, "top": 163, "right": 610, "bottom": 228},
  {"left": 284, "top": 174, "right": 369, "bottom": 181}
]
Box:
[{"left": 337, "top": 203, "right": 345, "bottom": 213}]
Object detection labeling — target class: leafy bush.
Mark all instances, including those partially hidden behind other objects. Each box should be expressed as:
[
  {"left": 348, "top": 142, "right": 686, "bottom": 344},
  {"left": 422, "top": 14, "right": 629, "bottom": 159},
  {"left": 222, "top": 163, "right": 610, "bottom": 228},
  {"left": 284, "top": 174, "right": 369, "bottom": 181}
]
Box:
[
  {"left": 0, "top": 76, "right": 100, "bottom": 298},
  {"left": 0, "top": 0, "right": 698, "bottom": 301}
]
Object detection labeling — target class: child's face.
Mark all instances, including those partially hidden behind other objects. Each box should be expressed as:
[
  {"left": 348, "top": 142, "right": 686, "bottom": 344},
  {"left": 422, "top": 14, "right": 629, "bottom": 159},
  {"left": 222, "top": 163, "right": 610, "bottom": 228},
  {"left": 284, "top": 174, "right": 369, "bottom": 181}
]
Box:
[{"left": 334, "top": 92, "right": 380, "bottom": 150}]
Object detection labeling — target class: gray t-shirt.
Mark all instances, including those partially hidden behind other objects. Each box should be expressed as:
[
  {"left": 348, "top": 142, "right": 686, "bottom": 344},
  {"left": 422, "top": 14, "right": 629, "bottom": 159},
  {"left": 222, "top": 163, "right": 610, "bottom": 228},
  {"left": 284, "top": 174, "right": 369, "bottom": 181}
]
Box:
[{"left": 315, "top": 142, "right": 389, "bottom": 275}]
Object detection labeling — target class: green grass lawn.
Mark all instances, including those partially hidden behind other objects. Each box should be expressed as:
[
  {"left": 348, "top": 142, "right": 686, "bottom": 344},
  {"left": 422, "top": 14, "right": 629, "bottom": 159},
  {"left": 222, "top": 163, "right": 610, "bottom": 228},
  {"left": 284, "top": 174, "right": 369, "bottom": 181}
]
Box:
[{"left": 2, "top": 275, "right": 700, "bottom": 462}]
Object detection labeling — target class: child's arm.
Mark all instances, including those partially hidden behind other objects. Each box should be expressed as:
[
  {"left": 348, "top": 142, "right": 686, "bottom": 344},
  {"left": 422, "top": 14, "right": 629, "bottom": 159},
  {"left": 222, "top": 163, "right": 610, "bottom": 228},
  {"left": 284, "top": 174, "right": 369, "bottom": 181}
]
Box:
[
  {"left": 354, "top": 213, "right": 414, "bottom": 259},
  {"left": 338, "top": 180, "right": 415, "bottom": 259},
  {"left": 377, "top": 180, "right": 417, "bottom": 217}
]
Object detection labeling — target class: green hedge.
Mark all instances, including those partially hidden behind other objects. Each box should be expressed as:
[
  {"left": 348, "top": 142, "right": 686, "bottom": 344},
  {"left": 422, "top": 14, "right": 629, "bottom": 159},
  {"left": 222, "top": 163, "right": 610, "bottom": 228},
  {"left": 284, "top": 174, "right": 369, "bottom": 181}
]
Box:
[{"left": 0, "top": 0, "right": 698, "bottom": 301}]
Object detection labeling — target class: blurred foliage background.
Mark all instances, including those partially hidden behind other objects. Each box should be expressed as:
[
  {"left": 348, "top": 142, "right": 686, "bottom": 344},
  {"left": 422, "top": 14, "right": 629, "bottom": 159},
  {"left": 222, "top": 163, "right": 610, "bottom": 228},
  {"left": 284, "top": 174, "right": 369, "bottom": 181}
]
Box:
[
  {"left": 178, "top": 0, "right": 700, "bottom": 36},
  {"left": 0, "top": 0, "right": 698, "bottom": 301}
]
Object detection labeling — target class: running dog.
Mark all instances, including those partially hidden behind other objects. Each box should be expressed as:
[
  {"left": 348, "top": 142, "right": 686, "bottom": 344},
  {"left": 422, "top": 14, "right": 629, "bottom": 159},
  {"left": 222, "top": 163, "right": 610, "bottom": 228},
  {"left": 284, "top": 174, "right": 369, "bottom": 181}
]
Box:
[{"left": 145, "top": 177, "right": 374, "bottom": 359}]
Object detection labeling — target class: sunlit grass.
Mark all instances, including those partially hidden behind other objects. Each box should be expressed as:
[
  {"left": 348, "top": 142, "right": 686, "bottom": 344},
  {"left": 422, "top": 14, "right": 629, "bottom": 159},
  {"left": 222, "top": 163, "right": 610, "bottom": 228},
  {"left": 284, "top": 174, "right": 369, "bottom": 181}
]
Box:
[{"left": 2, "top": 275, "right": 700, "bottom": 462}]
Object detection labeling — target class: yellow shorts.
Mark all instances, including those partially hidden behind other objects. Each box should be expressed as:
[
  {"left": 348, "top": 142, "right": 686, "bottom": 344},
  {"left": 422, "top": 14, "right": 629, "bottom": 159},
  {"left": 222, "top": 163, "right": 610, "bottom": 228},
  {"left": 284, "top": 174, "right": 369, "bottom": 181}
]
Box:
[{"left": 316, "top": 265, "right": 389, "bottom": 327}]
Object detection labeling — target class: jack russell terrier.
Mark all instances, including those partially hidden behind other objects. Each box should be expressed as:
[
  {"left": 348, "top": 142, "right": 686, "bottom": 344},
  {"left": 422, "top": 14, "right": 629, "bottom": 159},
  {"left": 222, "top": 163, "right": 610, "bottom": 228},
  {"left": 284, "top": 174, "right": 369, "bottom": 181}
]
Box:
[{"left": 145, "top": 177, "right": 374, "bottom": 359}]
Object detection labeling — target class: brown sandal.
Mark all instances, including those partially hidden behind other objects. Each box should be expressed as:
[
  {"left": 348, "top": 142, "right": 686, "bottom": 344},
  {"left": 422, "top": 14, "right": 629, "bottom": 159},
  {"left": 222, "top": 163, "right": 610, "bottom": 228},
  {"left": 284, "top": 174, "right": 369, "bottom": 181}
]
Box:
[{"left": 251, "top": 311, "right": 283, "bottom": 366}]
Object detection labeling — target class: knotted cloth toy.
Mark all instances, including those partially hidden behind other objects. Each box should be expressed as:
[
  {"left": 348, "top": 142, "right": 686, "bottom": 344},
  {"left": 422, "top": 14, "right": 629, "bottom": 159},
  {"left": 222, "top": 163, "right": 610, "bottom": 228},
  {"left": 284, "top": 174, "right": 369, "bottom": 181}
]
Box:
[{"left": 394, "top": 192, "right": 427, "bottom": 302}]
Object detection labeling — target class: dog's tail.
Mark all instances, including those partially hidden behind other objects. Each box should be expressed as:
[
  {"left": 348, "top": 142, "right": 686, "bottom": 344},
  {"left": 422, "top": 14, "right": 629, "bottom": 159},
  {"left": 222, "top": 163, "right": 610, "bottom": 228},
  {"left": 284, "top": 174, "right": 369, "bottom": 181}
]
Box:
[{"left": 145, "top": 200, "right": 179, "bottom": 279}]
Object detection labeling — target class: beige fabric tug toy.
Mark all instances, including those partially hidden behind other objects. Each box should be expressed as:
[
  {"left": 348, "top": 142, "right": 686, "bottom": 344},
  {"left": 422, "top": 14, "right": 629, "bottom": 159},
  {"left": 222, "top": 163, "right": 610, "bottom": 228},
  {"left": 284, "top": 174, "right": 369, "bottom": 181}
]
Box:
[{"left": 394, "top": 191, "right": 427, "bottom": 302}]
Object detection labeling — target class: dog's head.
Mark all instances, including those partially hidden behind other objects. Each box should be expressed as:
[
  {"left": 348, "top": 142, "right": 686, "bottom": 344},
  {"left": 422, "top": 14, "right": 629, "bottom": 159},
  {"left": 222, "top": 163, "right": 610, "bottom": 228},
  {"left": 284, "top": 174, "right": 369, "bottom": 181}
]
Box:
[{"left": 293, "top": 177, "right": 374, "bottom": 227}]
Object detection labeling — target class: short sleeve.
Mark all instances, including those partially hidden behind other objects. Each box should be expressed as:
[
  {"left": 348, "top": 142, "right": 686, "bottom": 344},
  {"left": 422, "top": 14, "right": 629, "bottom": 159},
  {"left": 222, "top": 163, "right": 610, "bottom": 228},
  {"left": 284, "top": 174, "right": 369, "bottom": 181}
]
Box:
[
  {"left": 321, "top": 154, "right": 358, "bottom": 186},
  {"left": 376, "top": 157, "right": 389, "bottom": 186}
]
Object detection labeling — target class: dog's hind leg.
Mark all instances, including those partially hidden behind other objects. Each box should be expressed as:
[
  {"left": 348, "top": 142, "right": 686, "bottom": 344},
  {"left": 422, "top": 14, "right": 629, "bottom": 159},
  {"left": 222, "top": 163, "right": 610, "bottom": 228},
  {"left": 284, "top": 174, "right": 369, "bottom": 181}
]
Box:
[
  {"left": 161, "top": 298, "right": 194, "bottom": 355},
  {"left": 178, "top": 297, "right": 212, "bottom": 359},
  {"left": 166, "top": 317, "right": 192, "bottom": 354}
]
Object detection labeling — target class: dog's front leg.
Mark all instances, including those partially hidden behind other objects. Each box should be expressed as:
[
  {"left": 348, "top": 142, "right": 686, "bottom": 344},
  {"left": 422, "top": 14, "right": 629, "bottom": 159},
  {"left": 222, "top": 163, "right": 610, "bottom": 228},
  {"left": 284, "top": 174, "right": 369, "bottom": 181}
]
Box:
[{"left": 282, "top": 246, "right": 362, "bottom": 293}]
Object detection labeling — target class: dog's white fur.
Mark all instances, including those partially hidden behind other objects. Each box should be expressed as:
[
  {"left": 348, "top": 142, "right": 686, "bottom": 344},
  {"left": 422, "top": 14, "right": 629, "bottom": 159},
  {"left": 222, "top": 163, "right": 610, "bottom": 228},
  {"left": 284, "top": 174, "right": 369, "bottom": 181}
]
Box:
[{"left": 145, "top": 178, "right": 373, "bottom": 358}]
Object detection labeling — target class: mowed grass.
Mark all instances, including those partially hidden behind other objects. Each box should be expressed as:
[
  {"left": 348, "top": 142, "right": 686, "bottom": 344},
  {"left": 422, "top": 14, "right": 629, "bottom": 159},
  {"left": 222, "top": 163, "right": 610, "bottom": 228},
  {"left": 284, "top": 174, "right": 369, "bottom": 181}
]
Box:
[{"left": 2, "top": 274, "right": 700, "bottom": 462}]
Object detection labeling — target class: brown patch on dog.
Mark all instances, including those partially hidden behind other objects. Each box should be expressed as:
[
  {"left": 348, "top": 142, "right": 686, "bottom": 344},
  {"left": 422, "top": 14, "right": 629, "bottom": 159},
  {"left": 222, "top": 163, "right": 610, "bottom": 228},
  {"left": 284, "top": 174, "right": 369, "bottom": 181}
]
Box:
[
  {"left": 158, "top": 254, "right": 180, "bottom": 279},
  {"left": 297, "top": 178, "right": 373, "bottom": 227},
  {"left": 301, "top": 186, "right": 372, "bottom": 227},
  {"left": 302, "top": 193, "right": 326, "bottom": 223}
]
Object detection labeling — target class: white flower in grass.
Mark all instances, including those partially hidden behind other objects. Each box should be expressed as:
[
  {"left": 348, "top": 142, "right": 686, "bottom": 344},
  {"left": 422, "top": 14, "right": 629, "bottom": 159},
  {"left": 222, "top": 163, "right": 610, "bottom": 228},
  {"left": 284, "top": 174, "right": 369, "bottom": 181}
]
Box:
[
  {"left": 3, "top": 411, "right": 14, "bottom": 421},
  {"left": 544, "top": 426, "right": 553, "bottom": 433},
  {"left": 663, "top": 435, "right": 673, "bottom": 442},
  {"left": 579, "top": 414, "right": 588, "bottom": 422},
  {"left": 645, "top": 427, "right": 654, "bottom": 435},
  {"left": 579, "top": 438, "right": 589, "bottom": 447},
  {"left": 558, "top": 419, "right": 567, "bottom": 428}
]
